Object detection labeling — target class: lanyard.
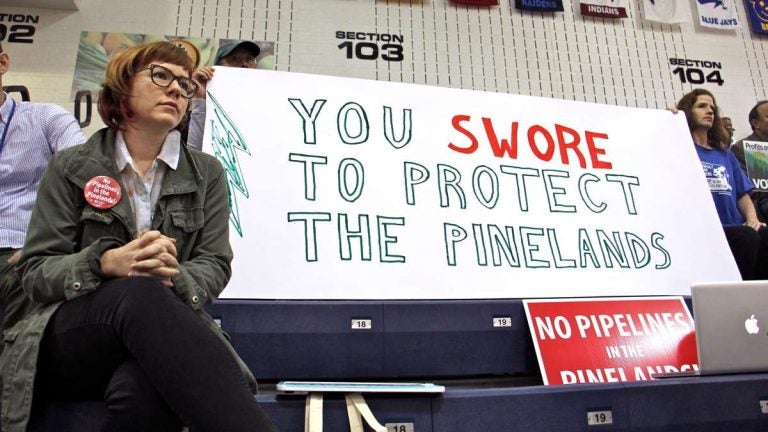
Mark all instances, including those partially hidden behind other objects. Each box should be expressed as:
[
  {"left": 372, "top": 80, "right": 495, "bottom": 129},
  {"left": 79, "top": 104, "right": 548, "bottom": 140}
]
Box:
[{"left": 0, "top": 99, "right": 17, "bottom": 155}]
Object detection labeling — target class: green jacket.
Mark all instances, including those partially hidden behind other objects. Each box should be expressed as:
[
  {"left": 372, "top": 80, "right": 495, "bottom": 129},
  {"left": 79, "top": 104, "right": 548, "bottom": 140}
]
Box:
[{"left": 1, "top": 128, "right": 256, "bottom": 432}]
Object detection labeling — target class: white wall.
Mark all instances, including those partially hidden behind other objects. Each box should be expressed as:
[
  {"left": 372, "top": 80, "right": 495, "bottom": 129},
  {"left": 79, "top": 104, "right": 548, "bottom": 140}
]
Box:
[{"left": 2, "top": 0, "right": 766, "bottom": 137}]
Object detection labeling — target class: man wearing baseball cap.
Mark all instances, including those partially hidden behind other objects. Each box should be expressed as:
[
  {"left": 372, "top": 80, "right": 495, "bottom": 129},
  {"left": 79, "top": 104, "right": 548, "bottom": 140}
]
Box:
[
  {"left": 187, "top": 40, "right": 261, "bottom": 150},
  {"left": 215, "top": 39, "right": 261, "bottom": 67}
]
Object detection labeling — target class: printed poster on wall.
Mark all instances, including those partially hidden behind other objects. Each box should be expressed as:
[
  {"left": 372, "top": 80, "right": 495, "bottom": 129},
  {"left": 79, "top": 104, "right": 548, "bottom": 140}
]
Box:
[
  {"left": 696, "top": 0, "right": 739, "bottom": 29},
  {"left": 642, "top": 0, "right": 692, "bottom": 23},
  {"left": 579, "top": 0, "right": 629, "bottom": 18},
  {"left": 743, "top": 141, "right": 768, "bottom": 191},
  {"left": 204, "top": 68, "right": 740, "bottom": 300},
  {"left": 70, "top": 31, "right": 275, "bottom": 99},
  {"left": 524, "top": 297, "right": 697, "bottom": 385},
  {"left": 745, "top": 0, "right": 768, "bottom": 34},
  {"left": 515, "top": 0, "right": 564, "bottom": 12}
]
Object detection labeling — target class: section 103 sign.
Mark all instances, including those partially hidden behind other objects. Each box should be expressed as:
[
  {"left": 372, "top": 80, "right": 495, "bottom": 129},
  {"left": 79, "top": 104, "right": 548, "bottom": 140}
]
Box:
[{"left": 336, "top": 31, "right": 404, "bottom": 62}]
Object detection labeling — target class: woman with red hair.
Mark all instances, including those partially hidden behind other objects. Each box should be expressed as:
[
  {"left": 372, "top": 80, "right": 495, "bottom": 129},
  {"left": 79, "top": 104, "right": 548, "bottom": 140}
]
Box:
[{"left": 1, "top": 42, "right": 277, "bottom": 431}]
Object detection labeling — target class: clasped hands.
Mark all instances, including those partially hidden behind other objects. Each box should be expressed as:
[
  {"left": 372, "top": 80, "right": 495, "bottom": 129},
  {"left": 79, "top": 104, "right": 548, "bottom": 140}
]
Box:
[{"left": 100, "top": 230, "right": 179, "bottom": 287}]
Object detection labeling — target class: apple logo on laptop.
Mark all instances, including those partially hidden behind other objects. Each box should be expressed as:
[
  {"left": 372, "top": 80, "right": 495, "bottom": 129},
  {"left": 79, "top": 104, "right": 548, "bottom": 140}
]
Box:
[{"left": 745, "top": 314, "right": 760, "bottom": 334}]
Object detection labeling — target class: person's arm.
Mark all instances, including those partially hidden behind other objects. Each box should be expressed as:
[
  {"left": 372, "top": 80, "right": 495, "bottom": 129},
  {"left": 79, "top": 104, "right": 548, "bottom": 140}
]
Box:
[
  {"left": 738, "top": 193, "right": 765, "bottom": 231},
  {"left": 731, "top": 141, "right": 747, "bottom": 172},
  {"left": 186, "top": 98, "right": 206, "bottom": 151},
  {"left": 169, "top": 158, "right": 233, "bottom": 309},
  {"left": 186, "top": 67, "right": 215, "bottom": 151},
  {"left": 16, "top": 152, "right": 124, "bottom": 303},
  {"left": 41, "top": 103, "right": 87, "bottom": 151}
]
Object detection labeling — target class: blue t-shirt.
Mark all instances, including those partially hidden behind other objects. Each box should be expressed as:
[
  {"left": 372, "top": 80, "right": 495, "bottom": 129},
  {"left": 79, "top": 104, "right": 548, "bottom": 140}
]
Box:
[{"left": 695, "top": 145, "right": 754, "bottom": 226}]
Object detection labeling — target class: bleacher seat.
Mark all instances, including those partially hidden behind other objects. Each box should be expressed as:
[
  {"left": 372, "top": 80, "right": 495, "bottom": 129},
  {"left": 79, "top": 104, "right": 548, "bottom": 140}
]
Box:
[
  {"left": 6, "top": 297, "right": 768, "bottom": 431},
  {"left": 206, "top": 299, "right": 538, "bottom": 379}
]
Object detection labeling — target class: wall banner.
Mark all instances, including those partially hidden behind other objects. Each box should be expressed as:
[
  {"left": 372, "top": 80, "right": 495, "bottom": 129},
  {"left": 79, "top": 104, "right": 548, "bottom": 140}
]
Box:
[
  {"left": 696, "top": 0, "right": 739, "bottom": 29},
  {"left": 452, "top": 0, "right": 499, "bottom": 5},
  {"left": 71, "top": 31, "right": 275, "bottom": 100},
  {"left": 205, "top": 68, "right": 740, "bottom": 300},
  {"left": 524, "top": 297, "right": 697, "bottom": 385},
  {"left": 515, "top": 0, "right": 564, "bottom": 12},
  {"left": 745, "top": 0, "right": 768, "bottom": 34},
  {"left": 642, "top": 0, "right": 692, "bottom": 23},
  {"left": 579, "top": 0, "right": 629, "bottom": 18}
]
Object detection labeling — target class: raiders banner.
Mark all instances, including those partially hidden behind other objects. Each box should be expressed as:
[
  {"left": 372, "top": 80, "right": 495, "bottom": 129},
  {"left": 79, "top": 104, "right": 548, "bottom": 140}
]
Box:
[
  {"left": 515, "top": 0, "right": 564, "bottom": 12},
  {"left": 579, "top": 0, "right": 629, "bottom": 18},
  {"left": 696, "top": 0, "right": 739, "bottom": 29}
]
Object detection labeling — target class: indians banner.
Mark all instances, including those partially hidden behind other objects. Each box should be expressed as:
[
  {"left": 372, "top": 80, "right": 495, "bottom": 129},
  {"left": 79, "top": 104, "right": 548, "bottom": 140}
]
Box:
[
  {"left": 696, "top": 0, "right": 739, "bottom": 29},
  {"left": 580, "top": 0, "right": 629, "bottom": 18},
  {"left": 204, "top": 68, "right": 739, "bottom": 300},
  {"left": 642, "top": 0, "right": 692, "bottom": 23}
]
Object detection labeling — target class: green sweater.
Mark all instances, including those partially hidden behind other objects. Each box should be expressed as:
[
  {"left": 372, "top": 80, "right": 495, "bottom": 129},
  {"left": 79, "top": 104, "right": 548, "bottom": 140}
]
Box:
[{"left": 1, "top": 128, "right": 252, "bottom": 432}]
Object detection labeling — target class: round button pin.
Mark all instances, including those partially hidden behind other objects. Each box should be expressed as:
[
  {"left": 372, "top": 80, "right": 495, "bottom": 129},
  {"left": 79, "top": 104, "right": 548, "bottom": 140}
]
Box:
[{"left": 83, "top": 176, "right": 122, "bottom": 210}]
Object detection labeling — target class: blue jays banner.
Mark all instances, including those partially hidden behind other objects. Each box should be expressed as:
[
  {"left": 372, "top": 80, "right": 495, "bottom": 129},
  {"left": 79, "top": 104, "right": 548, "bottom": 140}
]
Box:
[
  {"left": 745, "top": 0, "right": 768, "bottom": 34},
  {"left": 696, "top": 0, "right": 739, "bottom": 29},
  {"left": 516, "top": 0, "right": 564, "bottom": 12}
]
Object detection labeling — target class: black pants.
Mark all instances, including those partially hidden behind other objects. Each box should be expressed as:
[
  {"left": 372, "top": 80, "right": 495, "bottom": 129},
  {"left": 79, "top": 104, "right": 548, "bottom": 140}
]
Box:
[
  {"left": 724, "top": 225, "right": 768, "bottom": 280},
  {"left": 35, "top": 277, "right": 278, "bottom": 432}
]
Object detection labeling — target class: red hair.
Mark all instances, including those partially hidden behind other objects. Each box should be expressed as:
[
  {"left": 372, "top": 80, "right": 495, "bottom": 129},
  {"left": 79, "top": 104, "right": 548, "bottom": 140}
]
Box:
[{"left": 97, "top": 41, "right": 195, "bottom": 130}]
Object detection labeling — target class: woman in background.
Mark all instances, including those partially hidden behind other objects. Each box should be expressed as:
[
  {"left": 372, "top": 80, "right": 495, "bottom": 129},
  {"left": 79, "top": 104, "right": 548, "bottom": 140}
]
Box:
[
  {"left": 1, "top": 41, "right": 277, "bottom": 432},
  {"left": 676, "top": 88, "right": 768, "bottom": 280}
]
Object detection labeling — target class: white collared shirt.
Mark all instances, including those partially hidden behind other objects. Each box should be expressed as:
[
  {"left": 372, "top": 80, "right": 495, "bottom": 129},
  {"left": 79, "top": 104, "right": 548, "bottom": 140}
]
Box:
[{"left": 115, "top": 130, "right": 181, "bottom": 235}]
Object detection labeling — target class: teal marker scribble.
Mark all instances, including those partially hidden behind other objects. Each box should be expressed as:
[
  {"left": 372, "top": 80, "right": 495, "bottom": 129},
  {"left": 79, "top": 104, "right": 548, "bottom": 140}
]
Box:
[{"left": 208, "top": 91, "right": 250, "bottom": 237}]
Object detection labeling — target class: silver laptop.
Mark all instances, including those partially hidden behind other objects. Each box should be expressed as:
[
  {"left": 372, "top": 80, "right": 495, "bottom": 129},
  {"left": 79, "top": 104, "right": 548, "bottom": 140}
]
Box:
[
  {"left": 654, "top": 281, "right": 768, "bottom": 378},
  {"left": 688, "top": 280, "right": 768, "bottom": 375}
]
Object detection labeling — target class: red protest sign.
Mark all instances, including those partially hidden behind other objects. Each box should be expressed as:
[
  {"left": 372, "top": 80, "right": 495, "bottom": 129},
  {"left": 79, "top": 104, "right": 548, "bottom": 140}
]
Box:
[{"left": 524, "top": 297, "right": 697, "bottom": 385}]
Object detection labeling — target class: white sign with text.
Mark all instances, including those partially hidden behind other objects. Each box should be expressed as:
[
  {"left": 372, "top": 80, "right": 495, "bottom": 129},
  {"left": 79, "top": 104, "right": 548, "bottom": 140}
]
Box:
[{"left": 205, "top": 68, "right": 739, "bottom": 299}]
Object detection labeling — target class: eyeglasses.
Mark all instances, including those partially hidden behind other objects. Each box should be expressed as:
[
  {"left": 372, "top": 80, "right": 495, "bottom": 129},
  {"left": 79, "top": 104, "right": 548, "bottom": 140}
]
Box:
[{"left": 140, "top": 64, "right": 199, "bottom": 99}]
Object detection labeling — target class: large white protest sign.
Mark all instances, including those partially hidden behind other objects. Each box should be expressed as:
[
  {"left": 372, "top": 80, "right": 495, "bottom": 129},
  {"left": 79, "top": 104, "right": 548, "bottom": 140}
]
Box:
[{"left": 204, "top": 68, "right": 740, "bottom": 300}]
